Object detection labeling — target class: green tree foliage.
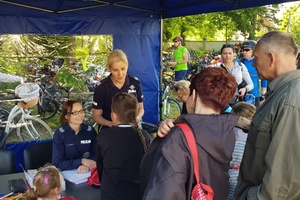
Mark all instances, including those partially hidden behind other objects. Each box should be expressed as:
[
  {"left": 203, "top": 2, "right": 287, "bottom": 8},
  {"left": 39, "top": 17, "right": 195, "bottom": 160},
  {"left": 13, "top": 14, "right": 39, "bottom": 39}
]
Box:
[
  {"left": 0, "top": 34, "right": 112, "bottom": 92},
  {"left": 279, "top": 3, "right": 300, "bottom": 46},
  {"left": 163, "top": 14, "right": 218, "bottom": 42},
  {"left": 163, "top": 5, "right": 279, "bottom": 42},
  {"left": 0, "top": 35, "right": 28, "bottom": 76}
]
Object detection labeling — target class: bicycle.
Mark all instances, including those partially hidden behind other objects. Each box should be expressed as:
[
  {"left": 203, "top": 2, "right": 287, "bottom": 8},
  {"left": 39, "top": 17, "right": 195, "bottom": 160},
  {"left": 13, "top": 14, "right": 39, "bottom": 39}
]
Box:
[
  {"left": 28, "top": 74, "right": 73, "bottom": 120},
  {"left": 160, "top": 77, "right": 182, "bottom": 120},
  {"left": 0, "top": 83, "right": 53, "bottom": 147}
]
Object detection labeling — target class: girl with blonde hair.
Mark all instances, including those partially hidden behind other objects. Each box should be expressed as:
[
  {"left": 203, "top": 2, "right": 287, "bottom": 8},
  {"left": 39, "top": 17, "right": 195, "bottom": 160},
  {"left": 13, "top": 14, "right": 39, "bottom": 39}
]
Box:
[{"left": 26, "top": 166, "right": 61, "bottom": 200}]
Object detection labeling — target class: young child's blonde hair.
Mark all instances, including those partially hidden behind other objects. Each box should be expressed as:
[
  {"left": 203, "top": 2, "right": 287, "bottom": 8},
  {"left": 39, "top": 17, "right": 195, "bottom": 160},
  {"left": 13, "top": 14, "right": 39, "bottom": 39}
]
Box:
[
  {"left": 26, "top": 165, "right": 61, "bottom": 200},
  {"left": 172, "top": 80, "right": 190, "bottom": 97},
  {"left": 231, "top": 102, "right": 256, "bottom": 119}
]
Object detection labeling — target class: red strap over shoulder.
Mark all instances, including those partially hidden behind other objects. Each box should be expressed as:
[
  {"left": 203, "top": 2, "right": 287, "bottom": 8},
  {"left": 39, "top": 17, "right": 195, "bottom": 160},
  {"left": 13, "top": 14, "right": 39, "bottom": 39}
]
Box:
[
  {"left": 176, "top": 123, "right": 214, "bottom": 200},
  {"left": 176, "top": 123, "right": 200, "bottom": 182}
]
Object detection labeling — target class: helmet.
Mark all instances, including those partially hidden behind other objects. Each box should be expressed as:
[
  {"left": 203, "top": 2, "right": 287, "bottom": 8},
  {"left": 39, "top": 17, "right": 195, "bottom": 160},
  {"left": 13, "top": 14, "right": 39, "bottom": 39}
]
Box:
[
  {"left": 242, "top": 40, "right": 256, "bottom": 49},
  {"left": 173, "top": 36, "right": 183, "bottom": 42}
]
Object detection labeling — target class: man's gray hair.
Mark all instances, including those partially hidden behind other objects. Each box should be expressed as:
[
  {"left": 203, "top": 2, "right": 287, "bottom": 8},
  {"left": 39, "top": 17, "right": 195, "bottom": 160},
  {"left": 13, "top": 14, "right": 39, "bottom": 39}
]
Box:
[{"left": 257, "top": 31, "right": 298, "bottom": 56}]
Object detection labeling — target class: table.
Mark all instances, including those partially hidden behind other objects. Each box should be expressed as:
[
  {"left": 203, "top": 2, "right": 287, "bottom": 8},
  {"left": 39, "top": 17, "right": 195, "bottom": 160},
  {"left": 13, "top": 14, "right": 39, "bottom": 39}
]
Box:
[{"left": 0, "top": 173, "right": 101, "bottom": 200}]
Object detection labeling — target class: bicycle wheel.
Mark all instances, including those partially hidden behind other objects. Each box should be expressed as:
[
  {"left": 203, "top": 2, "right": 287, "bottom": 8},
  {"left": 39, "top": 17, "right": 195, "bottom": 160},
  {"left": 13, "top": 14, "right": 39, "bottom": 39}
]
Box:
[
  {"left": 0, "top": 108, "right": 9, "bottom": 131},
  {"left": 161, "top": 98, "right": 181, "bottom": 120},
  {"left": 39, "top": 98, "right": 59, "bottom": 120},
  {"left": 83, "top": 101, "right": 97, "bottom": 127},
  {"left": 17, "top": 116, "right": 53, "bottom": 141},
  {"left": 4, "top": 109, "right": 22, "bottom": 143}
]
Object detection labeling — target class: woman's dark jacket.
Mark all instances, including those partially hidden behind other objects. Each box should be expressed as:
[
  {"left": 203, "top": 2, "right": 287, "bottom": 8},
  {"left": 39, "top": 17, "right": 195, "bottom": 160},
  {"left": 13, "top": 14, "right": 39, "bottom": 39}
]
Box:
[{"left": 141, "top": 113, "right": 239, "bottom": 200}]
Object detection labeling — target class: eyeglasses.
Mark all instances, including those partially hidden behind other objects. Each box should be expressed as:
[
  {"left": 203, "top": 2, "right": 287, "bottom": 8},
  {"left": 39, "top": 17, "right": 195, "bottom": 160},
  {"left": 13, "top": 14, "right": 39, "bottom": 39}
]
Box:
[
  {"left": 69, "top": 110, "right": 85, "bottom": 115},
  {"left": 242, "top": 49, "right": 251, "bottom": 52},
  {"left": 173, "top": 41, "right": 179, "bottom": 43}
]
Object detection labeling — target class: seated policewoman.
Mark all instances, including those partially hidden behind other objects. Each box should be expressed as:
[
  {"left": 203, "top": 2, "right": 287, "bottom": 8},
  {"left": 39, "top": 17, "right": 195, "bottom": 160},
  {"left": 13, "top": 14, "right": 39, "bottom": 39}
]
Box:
[
  {"left": 52, "top": 100, "right": 97, "bottom": 174},
  {"left": 141, "top": 67, "right": 240, "bottom": 200}
]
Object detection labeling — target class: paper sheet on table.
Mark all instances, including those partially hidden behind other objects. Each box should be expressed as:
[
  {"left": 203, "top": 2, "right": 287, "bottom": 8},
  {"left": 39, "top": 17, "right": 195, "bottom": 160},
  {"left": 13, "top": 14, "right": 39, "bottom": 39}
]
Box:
[
  {"left": 61, "top": 169, "right": 90, "bottom": 185},
  {"left": 19, "top": 163, "right": 36, "bottom": 188},
  {"left": 19, "top": 163, "right": 66, "bottom": 190}
]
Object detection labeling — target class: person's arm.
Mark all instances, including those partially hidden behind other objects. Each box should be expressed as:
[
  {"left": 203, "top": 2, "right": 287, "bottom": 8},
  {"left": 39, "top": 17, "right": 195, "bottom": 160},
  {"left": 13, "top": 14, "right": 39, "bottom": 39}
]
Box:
[
  {"left": 239, "top": 65, "right": 254, "bottom": 97},
  {"left": 244, "top": 105, "right": 300, "bottom": 199},
  {"left": 135, "top": 78, "right": 145, "bottom": 122},
  {"left": 180, "top": 52, "right": 189, "bottom": 64},
  {"left": 52, "top": 131, "right": 82, "bottom": 171},
  {"left": 92, "top": 80, "right": 116, "bottom": 127},
  {"left": 157, "top": 119, "right": 175, "bottom": 138},
  {"left": 261, "top": 80, "right": 268, "bottom": 95},
  {"left": 92, "top": 108, "right": 115, "bottom": 127},
  {"left": 169, "top": 50, "right": 189, "bottom": 66},
  {"left": 136, "top": 102, "right": 144, "bottom": 123},
  {"left": 0, "top": 72, "right": 23, "bottom": 83}
]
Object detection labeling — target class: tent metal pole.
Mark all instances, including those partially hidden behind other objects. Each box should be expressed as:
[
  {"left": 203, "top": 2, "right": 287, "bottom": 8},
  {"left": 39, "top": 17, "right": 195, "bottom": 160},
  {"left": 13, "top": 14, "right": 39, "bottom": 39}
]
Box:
[
  {"left": 112, "top": 3, "right": 159, "bottom": 14},
  {"left": 0, "top": 0, "right": 53, "bottom": 13},
  {"left": 58, "top": 4, "right": 109, "bottom": 13},
  {"left": 159, "top": 17, "right": 163, "bottom": 122}
]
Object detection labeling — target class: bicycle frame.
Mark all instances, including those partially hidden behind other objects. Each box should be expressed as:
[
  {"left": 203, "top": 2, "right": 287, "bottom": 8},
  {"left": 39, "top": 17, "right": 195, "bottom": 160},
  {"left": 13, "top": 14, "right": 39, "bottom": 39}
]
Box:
[
  {"left": 5, "top": 105, "right": 36, "bottom": 140},
  {"left": 0, "top": 102, "right": 53, "bottom": 147},
  {"left": 160, "top": 78, "right": 181, "bottom": 120},
  {"left": 162, "top": 85, "right": 170, "bottom": 115}
]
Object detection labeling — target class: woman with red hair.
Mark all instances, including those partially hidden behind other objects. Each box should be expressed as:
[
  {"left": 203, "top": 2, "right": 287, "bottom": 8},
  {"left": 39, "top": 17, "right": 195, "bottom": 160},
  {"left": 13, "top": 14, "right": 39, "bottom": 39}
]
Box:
[{"left": 141, "top": 67, "right": 243, "bottom": 199}]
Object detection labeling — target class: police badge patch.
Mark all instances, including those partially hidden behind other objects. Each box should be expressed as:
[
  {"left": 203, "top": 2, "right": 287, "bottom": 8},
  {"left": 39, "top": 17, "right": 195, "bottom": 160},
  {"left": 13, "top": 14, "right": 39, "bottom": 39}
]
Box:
[{"left": 128, "top": 85, "right": 136, "bottom": 93}]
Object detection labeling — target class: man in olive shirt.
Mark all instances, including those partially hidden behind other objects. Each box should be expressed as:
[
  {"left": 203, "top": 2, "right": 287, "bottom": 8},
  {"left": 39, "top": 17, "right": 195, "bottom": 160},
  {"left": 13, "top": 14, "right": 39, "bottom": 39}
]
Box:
[{"left": 235, "top": 31, "right": 300, "bottom": 199}]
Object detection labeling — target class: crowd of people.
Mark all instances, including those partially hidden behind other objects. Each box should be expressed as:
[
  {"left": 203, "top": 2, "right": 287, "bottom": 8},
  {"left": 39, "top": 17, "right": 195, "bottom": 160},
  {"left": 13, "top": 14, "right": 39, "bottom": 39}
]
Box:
[{"left": 7, "top": 30, "right": 298, "bottom": 199}]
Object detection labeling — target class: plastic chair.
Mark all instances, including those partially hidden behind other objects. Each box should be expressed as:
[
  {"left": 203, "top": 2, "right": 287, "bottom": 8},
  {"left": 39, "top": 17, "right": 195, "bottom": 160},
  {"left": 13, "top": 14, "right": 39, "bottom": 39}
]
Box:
[
  {"left": 23, "top": 140, "right": 53, "bottom": 170},
  {"left": 0, "top": 148, "right": 16, "bottom": 175}
]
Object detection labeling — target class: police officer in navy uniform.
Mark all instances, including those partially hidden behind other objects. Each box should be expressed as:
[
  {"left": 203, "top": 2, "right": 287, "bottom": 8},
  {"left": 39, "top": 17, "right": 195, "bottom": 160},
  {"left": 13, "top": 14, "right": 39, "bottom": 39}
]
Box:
[
  {"left": 92, "top": 49, "right": 144, "bottom": 131},
  {"left": 52, "top": 100, "right": 97, "bottom": 173}
]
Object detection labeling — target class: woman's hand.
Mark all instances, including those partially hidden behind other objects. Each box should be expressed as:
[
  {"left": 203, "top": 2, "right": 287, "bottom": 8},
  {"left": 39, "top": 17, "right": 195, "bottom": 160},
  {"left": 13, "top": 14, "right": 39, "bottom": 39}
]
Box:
[
  {"left": 82, "top": 158, "right": 96, "bottom": 169},
  {"left": 239, "top": 87, "right": 247, "bottom": 98},
  {"left": 157, "top": 119, "right": 175, "bottom": 138},
  {"left": 236, "top": 116, "right": 251, "bottom": 130},
  {"left": 77, "top": 165, "right": 90, "bottom": 174}
]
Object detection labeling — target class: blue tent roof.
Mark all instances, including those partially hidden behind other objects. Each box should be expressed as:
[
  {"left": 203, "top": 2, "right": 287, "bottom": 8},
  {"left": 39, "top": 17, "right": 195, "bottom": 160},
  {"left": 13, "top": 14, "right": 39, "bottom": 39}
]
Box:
[
  {"left": 0, "top": 0, "right": 298, "bottom": 20},
  {"left": 0, "top": 0, "right": 297, "bottom": 124}
]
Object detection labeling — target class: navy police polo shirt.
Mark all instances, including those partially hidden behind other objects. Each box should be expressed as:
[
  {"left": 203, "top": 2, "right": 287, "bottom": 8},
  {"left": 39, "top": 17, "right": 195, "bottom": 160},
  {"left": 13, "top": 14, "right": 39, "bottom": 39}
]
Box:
[{"left": 92, "top": 74, "right": 144, "bottom": 124}]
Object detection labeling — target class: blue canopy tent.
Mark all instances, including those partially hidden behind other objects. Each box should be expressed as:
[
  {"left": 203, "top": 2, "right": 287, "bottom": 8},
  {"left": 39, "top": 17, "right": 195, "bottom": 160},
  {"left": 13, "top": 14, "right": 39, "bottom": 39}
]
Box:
[{"left": 0, "top": 0, "right": 298, "bottom": 124}]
